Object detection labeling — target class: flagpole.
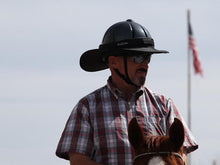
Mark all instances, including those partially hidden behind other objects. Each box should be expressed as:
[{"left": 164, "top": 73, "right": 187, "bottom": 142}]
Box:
[{"left": 187, "top": 9, "right": 192, "bottom": 165}]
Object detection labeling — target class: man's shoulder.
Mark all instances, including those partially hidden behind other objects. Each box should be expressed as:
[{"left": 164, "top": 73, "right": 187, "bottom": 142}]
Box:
[
  {"left": 144, "top": 87, "right": 163, "bottom": 97},
  {"left": 75, "top": 85, "right": 109, "bottom": 111},
  {"left": 144, "top": 87, "right": 169, "bottom": 102},
  {"left": 80, "top": 85, "right": 109, "bottom": 101}
]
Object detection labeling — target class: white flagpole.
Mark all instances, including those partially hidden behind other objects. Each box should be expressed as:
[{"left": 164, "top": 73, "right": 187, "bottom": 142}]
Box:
[{"left": 187, "top": 9, "right": 192, "bottom": 165}]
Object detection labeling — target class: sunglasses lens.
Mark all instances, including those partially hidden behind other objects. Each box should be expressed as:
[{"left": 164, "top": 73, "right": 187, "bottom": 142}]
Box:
[{"left": 129, "top": 55, "right": 151, "bottom": 64}]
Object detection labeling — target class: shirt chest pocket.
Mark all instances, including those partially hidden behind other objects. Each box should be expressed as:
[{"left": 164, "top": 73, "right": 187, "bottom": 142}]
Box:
[{"left": 93, "top": 115, "right": 129, "bottom": 147}]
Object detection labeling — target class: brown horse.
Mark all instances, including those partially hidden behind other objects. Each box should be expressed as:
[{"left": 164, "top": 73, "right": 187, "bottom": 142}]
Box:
[{"left": 128, "top": 118, "right": 185, "bottom": 165}]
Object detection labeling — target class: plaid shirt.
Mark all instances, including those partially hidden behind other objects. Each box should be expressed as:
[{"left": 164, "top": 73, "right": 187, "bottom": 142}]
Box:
[{"left": 56, "top": 77, "right": 198, "bottom": 164}]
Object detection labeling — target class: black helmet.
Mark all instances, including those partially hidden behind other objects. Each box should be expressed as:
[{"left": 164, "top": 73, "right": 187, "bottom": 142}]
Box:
[{"left": 80, "top": 19, "right": 168, "bottom": 72}]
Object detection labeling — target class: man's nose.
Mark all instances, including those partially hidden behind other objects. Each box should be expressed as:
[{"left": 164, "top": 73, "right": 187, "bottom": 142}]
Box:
[{"left": 140, "top": 60, "right": 149, "bottom": 68}]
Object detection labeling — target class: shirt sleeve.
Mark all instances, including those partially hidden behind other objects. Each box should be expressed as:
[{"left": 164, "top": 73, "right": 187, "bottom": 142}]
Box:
[
  {"left": 56, "top": 98, "right": 95, "bottom": 160},
  {"left": 165, "top": 98, "right": 198, "bottom": 154}
]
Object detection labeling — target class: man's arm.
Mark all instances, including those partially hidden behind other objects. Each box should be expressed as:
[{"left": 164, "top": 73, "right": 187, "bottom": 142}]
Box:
[{"left": 69, "top": 153, "right": 101, "bottom": 165}]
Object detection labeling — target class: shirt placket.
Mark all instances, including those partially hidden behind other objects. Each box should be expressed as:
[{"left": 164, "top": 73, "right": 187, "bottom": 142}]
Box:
[{"left": 125, "top": 96, "right": 138, "bottom": 123}]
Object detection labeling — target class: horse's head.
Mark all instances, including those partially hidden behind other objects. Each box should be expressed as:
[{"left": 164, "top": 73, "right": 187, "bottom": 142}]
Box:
[{"left": 128, "top": 118, "right": 185, "bottom": 165}]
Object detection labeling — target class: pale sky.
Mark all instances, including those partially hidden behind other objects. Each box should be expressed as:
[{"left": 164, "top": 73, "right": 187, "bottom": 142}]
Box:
[{"left": 1, "top": 0, "right": 220, "bottom": 164}]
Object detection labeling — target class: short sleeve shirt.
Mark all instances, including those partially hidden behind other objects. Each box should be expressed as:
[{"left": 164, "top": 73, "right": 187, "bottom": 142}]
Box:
[{"left": 56, "top": 77, "right": 198, "bottom": 164}]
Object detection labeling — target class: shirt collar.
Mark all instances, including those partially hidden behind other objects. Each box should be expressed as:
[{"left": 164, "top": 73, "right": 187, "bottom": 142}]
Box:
[{"left": 107, "top": 76, "right": 144, "bottom": 100}]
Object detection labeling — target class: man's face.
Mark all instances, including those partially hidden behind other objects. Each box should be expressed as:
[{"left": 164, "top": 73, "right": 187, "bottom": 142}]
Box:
[
  {"left": 115, "top": 55, "right": 150, "bottom": 87},
  {"left": 127, "top": 56, "right": 150, "bottom": 86}
]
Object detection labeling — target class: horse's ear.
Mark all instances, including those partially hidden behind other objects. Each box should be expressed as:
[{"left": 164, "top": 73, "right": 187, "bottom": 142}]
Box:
[
  {"left": 128, "top": 118, "right": 145, "bottom": 150},
  {"left": 169, "top": 118, "right": 185, "bottom": 151}
]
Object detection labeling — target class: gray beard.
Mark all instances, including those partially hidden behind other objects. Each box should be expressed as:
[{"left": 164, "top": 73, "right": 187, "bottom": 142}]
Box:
[{"left": 133, "top": 77, "right": 146, "bottom": 87}]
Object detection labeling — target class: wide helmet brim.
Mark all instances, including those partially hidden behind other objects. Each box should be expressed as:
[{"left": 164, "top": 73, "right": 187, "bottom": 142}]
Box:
[
  {"left": 80, "top": 47, "right": 168, "bottom": 72},
  {"left": 80, "top": 49, "right": 108, "bottom": 72}
]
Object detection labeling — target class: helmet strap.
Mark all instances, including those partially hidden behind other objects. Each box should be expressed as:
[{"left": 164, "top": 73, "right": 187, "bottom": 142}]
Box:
[{"left": 113, "top": 56, "right": 138, "bottom": 87}]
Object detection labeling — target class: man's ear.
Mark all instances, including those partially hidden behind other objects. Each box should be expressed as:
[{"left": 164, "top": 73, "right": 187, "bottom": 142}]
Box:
[{"left": 108, "top": 56, "right": 118, "bottom": 68}]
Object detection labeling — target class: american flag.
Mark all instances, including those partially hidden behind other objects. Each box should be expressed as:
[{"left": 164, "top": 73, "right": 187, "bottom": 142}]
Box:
[{"left": 188, "top": 18, "right": 203, "bottom": 76}]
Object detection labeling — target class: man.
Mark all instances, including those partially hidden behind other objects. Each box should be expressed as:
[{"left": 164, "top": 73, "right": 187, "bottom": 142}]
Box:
[{"left": 56, "top": 19, "right": 198, "bottom": 165}]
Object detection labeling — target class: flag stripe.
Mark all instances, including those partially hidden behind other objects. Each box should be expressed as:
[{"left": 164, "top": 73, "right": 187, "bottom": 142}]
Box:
[{"left": 188, "top": 20, "right": 203, "bottom": 76}]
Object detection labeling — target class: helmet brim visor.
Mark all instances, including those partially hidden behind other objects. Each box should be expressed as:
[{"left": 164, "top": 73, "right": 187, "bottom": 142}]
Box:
[{"left": 80, "top": 47, "right": 169, "bottom": 72}]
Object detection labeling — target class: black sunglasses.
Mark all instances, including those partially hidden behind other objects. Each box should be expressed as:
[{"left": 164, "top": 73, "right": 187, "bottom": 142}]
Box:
[{"left": 127, "top": 54, "right": 152, "bottom": 64}]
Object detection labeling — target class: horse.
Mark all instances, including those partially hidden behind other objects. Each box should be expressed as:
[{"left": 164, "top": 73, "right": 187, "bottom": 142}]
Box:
[{"left": 128, "top": 118, "right": 185, "bottom": 165}]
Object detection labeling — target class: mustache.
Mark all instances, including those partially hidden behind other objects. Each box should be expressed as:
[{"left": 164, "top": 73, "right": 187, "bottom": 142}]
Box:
[{"left": 137, "top": 68, "right": 147, "bottom": 72}]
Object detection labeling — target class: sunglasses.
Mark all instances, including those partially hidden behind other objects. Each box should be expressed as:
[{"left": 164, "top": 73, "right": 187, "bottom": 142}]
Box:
[{"left": 127, "top": 54, "right": 152, "bottom": 64}]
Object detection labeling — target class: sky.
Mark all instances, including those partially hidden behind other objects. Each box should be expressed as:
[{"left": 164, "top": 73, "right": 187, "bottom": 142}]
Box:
[{"left": 1, "top": 0, "right": 220, "bottom": 164}]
